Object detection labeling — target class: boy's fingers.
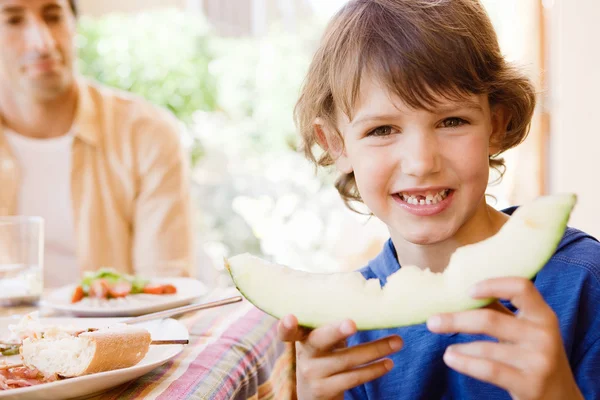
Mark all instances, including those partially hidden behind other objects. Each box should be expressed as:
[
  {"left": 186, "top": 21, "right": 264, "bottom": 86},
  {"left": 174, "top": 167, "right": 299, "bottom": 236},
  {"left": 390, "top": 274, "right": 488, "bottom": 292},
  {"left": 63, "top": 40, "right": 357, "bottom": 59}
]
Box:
[
  {"left": 321, "top": 358, "right": 394, "bottom": 396},
  {"left": 471, "top": 278, "right": 554, "bottom": 323},
  {"left": 277, "top": 315, "right": 310, "bottom": 342},
  {"left": 316, "top": 335, "right": 403, "bottom": 377},
  {"left": 304, "top": 320, "right": 357, "bottom": 355},
  {"left": 443, "top": 348, "right": 523, "bottom": 392},
  {"left": 446, "top": 341, "right": 530, "bottom": 370},
  {"left": 427, "top": 308, "right": 536, "bottom": 344},
  {"left": 483, "top": 300, "right": 514, "bottom": 317}
]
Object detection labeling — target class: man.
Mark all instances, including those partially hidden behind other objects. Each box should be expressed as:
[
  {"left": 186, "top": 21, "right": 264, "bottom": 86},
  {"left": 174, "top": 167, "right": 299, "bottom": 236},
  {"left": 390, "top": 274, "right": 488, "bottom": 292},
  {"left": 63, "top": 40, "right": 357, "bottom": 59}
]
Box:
[{"left": 0, "top": 0, "right": 195, "bottom": 287}]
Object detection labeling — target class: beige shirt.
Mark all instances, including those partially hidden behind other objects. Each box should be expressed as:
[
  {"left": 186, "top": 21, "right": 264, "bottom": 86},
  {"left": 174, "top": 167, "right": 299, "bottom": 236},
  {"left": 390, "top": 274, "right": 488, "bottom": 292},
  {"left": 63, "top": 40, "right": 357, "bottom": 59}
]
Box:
[{"left": 0, "top": 78, "right": 194, "bottom": 280}]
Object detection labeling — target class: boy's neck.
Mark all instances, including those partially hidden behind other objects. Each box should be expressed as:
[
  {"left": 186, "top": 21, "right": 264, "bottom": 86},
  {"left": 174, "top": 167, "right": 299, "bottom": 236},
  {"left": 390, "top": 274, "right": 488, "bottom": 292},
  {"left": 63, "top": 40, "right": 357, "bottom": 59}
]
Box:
[
  {"left": 0, "top": 84, "right": 79, "bottom": 139},
  {"left": 390, "top": 202, "right": 509, "bottom": 273}
]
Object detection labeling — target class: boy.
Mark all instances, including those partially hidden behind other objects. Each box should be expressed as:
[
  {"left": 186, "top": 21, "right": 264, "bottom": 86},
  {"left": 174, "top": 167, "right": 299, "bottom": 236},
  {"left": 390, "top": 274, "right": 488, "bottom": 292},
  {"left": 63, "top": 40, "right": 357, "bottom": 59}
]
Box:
[{"left": 278, "top": 0, "right": 600, "bottom": 399}]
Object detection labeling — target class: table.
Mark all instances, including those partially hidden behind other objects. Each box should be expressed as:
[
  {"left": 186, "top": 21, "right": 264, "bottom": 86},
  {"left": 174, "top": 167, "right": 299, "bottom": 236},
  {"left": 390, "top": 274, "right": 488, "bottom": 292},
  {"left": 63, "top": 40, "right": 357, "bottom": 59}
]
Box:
[{"left": 1, "top": 288, "right": 296, "bottom": 400}]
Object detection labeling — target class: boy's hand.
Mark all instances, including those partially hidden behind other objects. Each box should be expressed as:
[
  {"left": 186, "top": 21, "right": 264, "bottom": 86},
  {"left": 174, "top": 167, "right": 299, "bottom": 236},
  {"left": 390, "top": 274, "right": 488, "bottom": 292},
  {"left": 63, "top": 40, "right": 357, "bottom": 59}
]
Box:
[
  {"left": 278, "top": 315, "right": 402, "bottom": 400},
  {"left": 427, "top": 277, "right": 584, "bottom": 400}
]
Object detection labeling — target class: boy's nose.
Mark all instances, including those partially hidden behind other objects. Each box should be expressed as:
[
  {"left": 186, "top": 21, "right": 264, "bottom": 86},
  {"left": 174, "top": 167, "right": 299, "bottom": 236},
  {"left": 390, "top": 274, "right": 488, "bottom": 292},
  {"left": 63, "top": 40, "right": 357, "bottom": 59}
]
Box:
[{"left": 401, "top": 132, "right": 441, "bottom": 177}]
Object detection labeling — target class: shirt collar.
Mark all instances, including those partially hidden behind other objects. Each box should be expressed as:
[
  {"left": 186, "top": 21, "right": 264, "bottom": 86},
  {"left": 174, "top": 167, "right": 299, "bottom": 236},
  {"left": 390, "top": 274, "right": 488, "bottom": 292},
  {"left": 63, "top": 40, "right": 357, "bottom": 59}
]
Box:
[
  {"left": 366, "top": 238, "right": 400, "bottom": 287},
  {"left": 72, "top": 77, "right": 102, "bottom": 148}
]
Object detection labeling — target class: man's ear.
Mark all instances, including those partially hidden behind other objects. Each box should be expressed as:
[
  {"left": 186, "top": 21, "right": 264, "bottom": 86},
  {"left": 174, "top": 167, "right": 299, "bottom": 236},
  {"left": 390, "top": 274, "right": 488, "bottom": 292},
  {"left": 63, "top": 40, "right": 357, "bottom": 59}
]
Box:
[
  {"left": 489, "top": 105, "right": 510, "bottom": 155},
  {"left": 314, "top": 118, "right": 353, "bottom": 174}
]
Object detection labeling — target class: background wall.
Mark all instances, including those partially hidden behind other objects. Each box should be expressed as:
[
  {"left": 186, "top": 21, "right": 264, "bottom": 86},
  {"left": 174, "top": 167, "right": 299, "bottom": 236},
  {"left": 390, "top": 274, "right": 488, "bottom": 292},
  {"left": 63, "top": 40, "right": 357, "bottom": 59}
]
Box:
[{"left": 547, "top": 0, "right": 600, "bottom": 238}]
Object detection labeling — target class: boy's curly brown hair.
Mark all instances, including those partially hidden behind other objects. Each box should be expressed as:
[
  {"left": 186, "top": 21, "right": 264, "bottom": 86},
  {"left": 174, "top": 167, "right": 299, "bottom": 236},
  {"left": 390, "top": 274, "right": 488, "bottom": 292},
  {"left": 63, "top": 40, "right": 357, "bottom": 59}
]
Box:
[{"left": 295, "top": 0, "right": 536, "bottom": 211}]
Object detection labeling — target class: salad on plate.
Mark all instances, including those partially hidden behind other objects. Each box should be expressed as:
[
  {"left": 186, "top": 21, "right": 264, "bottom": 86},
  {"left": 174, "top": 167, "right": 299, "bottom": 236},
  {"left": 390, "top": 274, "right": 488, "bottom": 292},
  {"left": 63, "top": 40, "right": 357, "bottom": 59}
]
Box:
[{"left": 71, "top": 268, "right": 177, "bottom": 303}]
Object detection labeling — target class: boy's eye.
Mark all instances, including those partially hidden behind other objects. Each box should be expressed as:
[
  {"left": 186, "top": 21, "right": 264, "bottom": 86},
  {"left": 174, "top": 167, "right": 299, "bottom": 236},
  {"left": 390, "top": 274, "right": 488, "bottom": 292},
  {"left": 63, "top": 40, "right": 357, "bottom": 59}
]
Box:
[
  {"left": 367, "top": 125, "right": 397, "bottom": 137},
  {"left": 440, "top": 117, "right": 468, "bottom": 128}
]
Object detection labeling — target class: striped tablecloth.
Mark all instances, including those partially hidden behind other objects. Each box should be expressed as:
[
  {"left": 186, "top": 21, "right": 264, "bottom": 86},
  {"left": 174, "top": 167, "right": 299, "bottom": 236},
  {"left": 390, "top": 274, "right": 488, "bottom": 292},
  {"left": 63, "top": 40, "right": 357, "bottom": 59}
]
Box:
[{"left": 1, "top": 288, "right": 296, "bottom": 400}]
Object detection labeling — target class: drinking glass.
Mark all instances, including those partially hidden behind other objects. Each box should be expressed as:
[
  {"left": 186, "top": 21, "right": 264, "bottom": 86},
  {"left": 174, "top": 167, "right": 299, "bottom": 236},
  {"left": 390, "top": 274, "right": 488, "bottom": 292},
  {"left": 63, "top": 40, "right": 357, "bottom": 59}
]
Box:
[{"left": 0, "top": 217, "right": 44, "bottom": 306}]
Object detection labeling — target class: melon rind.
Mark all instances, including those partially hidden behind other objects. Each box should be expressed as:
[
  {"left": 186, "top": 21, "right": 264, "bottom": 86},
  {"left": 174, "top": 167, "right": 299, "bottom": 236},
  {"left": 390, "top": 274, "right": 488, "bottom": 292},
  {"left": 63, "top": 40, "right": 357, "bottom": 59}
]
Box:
[{"left": 226, "top": 194, "right": 576, "bottom": 330}]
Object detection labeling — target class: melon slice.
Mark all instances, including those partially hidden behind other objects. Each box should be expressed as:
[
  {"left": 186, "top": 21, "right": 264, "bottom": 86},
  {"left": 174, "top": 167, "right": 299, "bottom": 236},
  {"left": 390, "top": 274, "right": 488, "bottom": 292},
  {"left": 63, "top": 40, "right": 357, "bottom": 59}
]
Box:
[{"left": 225, "top": 194, "right": 576, "bottom": 330}]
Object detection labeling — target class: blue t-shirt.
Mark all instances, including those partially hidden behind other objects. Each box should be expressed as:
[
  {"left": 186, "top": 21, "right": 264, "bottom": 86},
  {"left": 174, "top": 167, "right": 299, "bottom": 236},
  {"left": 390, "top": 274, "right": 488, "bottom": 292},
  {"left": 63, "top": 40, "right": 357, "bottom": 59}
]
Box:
[{"left": 346, "top": 210, "right": 600, "bottom": 400}]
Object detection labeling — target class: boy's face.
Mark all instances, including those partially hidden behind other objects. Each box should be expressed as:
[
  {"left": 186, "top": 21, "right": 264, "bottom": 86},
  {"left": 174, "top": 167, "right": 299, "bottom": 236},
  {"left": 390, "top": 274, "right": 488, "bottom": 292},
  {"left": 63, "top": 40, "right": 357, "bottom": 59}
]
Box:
[
  {"left": 0, "top": 0, "right": 76, "bottom": 102},
  {"left": 325, "top": 78, "right": 502, "bottom": 246}
]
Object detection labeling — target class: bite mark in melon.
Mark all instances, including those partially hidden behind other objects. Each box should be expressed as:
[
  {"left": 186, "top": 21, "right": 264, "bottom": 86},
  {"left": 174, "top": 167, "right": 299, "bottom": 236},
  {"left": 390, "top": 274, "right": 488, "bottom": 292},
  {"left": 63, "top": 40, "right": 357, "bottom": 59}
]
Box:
[{"left": 225, "top": 194, "right": 576, "bottom": 330}]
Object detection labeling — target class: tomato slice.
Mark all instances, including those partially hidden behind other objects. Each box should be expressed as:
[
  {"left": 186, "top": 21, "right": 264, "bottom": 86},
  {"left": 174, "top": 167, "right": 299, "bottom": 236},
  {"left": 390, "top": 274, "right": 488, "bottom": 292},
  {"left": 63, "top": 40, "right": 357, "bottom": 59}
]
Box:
[
  {"left": 142, "top": 283, "right": 177, "bottom": 295},
  {"left": 161, "top": 284, "right": 177, "bottom": 294},
  {"left": 142, "top": 284, "right": 165, "bottom": 295},
  {"left": 71, "top": 285, "right": 85, "bottom": 303}
]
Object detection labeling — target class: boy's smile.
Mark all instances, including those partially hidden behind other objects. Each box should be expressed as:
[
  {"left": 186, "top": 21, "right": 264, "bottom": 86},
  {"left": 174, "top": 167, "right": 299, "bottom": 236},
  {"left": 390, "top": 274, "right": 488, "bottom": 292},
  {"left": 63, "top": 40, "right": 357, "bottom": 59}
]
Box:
[
  {"left": 320, "top": 76, "right": 508, "bottom": 260},
  {"left": 392, "top": 187, "right": 454, "bottom": 217}
]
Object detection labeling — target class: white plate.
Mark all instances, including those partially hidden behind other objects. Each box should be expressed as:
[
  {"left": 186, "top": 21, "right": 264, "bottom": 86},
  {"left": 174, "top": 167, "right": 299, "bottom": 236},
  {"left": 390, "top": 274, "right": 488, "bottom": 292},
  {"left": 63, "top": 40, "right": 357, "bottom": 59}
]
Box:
[
  {"left": 42, "top": 277, "right": 207, "bottom": 317},
  {"left": 0, "top": 317, "right": 188, "bottom": 400}
]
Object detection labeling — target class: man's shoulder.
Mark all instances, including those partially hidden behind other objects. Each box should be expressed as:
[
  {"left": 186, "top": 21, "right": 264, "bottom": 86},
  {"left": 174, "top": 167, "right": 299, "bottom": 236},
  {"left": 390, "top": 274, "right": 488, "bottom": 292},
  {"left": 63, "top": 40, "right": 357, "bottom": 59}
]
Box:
[
  {"left": 80, "top": 78, "right": 183, "bottom": 147},
  {"left": 83, "top": 78, "right": 177, "bottom": 122}
]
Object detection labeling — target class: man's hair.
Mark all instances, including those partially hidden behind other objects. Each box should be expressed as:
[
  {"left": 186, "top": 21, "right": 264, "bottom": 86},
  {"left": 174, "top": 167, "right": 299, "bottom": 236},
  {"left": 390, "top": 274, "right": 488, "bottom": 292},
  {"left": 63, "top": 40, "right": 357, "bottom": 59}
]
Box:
[
  {"left": 294, "top": 0, "right": 536, "bottom": 211},
  {"left": 68, "top": 0, "right": 77, "bottom": 16}
]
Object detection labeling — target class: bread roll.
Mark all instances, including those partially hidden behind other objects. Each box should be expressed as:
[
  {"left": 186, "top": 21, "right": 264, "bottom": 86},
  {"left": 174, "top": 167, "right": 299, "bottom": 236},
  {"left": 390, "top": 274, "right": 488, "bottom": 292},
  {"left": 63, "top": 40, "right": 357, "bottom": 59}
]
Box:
[{"left": 21, "top": 324, "right": 151, "bottom": 378}]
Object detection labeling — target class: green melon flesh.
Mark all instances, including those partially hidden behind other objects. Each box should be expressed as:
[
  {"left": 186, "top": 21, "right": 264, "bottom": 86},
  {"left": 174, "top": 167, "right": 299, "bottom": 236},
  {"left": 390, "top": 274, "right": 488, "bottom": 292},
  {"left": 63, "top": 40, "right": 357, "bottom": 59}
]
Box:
[{"left": 225, "top": 194, "right": 577, "bottom": 330}]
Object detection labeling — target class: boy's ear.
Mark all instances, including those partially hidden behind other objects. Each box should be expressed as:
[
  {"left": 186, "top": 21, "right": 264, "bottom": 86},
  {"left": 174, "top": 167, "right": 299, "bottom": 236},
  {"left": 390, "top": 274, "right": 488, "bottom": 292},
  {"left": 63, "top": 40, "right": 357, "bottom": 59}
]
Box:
[
  {"left": 489, "top": 104, "right": 510, "bottom": 155},
  {"left": 314, "top": 118, "right": 353, "bottom": 174}
]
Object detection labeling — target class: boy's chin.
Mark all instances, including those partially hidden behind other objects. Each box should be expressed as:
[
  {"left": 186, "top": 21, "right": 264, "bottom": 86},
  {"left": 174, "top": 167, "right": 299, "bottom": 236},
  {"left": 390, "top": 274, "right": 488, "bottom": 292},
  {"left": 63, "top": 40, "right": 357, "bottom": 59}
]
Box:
[
  {"left": 401, "top": 229, "right": 455, "bottom": 246},
  {"left": 406, "top": 236, "right": 446, "bottom": 246}
]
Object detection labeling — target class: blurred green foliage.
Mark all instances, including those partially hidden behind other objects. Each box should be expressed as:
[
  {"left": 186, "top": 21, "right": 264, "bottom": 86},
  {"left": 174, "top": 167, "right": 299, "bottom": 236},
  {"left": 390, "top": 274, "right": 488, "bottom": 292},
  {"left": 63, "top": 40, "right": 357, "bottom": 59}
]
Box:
[
  {"left": 76, "top": 9, "right": 217, "bottom": 123},
  {"left": 207, "top": 21, "right": 320, "bottom": 155},
  {"left": 75, "top": 9, "right": 323, "bottom": 162}
]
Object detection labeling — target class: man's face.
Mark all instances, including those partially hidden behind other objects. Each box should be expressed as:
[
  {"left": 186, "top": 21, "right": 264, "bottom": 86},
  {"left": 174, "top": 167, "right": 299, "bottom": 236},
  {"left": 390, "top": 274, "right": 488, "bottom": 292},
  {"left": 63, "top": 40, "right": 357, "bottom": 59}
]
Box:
[{"left": 0, "top": 0, "right": 76, "bottom": 102}]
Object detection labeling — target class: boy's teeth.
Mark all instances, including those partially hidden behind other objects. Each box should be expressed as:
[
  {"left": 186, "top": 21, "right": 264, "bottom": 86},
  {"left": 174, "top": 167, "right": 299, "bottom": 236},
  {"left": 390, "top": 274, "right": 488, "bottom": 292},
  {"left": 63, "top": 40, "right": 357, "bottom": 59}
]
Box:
[{"left": 400, "top": 189, "right": 450, "bottom": 205}]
